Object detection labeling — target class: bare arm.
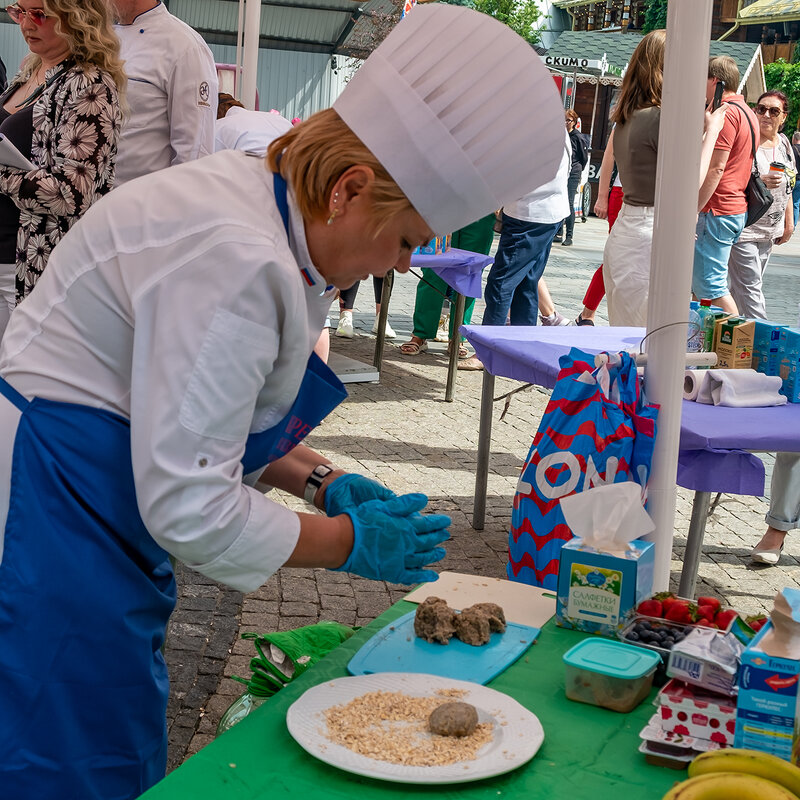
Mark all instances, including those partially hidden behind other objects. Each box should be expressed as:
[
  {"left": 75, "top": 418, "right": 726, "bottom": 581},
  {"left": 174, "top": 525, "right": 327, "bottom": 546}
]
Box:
[
  {"left": 594, "top": 128, "right": 616, "bottom": 219},
  {"left": 698, "top": 106, "right": 727, "bottom": 190},
  {"left": 698, "top": 148, "right": 731, "bottom": 212},
  {"left": 776, "top": 197, "right": 795, "bottom": 245},
  {"left": 254, "top": 443, "right": 346, "bottom": 507},
  {"left": 284, "top": 511, "right": 354, "bottom": 568}
]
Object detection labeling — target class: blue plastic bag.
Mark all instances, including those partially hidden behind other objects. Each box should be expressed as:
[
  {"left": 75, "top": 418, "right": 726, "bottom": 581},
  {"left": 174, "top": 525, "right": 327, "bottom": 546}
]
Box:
[{"left": 508, "top": 349, "right": 658, "bottom": 589}]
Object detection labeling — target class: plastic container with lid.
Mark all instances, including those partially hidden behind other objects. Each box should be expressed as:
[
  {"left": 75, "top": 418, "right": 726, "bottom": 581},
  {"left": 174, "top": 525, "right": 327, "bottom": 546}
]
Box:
[{"left": 563, "top": 638, "right": 661, "bottom": 713}]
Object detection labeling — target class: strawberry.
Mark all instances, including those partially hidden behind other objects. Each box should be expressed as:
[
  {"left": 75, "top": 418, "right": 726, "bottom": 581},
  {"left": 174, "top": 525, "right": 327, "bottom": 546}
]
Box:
[
  {"left": 696, "top": 604, "right": 716, "bottom": 623},
  {"left": 665, "top": 600, "right": 696, "bottom": 625},
  {"left": 697, "top": 596, "right": 721, "bottom": 613},
  {"left": 746, "top": 614, "right": 768, "bottom": 633},
  {"left": 661, "top": 596, "right": 682, "bottom": 613},
  {"left": 695, "top": 618, "right": 714, "bottom": 627},
  {"left": 714, "top": 609, "right": 739, "bottom": 630},
  {"left": 637, "top": 599, "right": 663, "bottom": 617}
]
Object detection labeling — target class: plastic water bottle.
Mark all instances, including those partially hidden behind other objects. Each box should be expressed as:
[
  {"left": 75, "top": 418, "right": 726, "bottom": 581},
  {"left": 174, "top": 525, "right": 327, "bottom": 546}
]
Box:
[
  {"left": 696, "top": 299, "right": 715, "bottom": 360},
  {"left": 687, "top": 301, "right": 702, "bottom": 360}
]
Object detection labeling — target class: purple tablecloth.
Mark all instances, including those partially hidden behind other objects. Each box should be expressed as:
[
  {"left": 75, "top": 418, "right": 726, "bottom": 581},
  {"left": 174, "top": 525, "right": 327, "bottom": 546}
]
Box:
[
  {"left": 411, "top": 248, "right": 493, "bottom": 298},
  {"left": 461, "top": 325, "right": 800, "bottom": 497}
]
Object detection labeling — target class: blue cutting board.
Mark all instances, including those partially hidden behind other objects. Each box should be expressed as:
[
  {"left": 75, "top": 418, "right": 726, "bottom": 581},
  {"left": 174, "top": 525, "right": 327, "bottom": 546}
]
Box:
[{"left": 347, "top": 610, "right": 540, "bottom": 685}]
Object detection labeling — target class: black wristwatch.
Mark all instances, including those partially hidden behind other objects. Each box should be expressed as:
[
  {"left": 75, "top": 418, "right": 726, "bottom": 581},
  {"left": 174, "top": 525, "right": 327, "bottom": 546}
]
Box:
[{"left": 304, "top": 463, "right": 335, "bottom": 506}]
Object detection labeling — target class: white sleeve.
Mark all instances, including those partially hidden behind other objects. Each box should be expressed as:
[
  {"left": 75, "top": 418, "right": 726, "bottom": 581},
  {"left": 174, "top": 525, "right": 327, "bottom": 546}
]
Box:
[
  {"left": 128, "top": 240, "right": 303, "bottom": 592},
  {"left": 167, "top": 40, "right": 219, "bottom": 165}
]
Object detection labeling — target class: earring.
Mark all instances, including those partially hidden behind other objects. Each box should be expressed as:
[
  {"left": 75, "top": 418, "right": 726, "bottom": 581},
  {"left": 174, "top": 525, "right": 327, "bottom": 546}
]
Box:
[{"left": 327, "top": 191, "right": 339, "bottom": 225}]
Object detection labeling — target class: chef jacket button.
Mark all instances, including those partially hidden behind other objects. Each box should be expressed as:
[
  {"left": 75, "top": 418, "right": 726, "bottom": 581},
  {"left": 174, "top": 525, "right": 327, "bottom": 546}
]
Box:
[
  {"left": 139, "top": 28, "right": 144, "bottom": 33},
  {"left": 198, "top": 457, "right": 208, "bottom": 467}
]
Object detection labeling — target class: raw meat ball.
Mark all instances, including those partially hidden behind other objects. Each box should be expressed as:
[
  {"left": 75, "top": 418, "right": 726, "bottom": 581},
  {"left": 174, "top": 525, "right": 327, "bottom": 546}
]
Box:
[
  {"left": 454, "top": 607, "right": 491, "bottom": 646},
  {"left": 428, "top": 702, "right": 479, "bottom": 737},
  {"left": 414, "top": 597, "right": 457, "bottom": 644}
]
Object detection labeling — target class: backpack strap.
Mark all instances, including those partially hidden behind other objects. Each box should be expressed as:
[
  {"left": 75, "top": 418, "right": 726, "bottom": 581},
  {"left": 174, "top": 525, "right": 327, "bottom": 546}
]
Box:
[{"left": 728, "top": 101, "right": 758, "bottom": 172}]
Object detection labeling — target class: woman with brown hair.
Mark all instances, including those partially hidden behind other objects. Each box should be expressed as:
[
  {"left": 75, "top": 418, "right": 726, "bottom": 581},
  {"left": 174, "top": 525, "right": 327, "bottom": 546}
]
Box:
[
  {"left": 0, "top": 6, "right": 565, "bottom": 796},
  {"left": 601, "top": 29, "right": 667, "bottom": 326},
  {"left": 0, "top": 0, "right": 124, "bottom": 334}
]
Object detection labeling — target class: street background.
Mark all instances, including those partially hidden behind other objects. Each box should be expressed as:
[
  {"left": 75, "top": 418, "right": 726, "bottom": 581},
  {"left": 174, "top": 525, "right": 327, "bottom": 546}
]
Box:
[{"left": 164, "top": 215, "right": 800, "bottom": 771}]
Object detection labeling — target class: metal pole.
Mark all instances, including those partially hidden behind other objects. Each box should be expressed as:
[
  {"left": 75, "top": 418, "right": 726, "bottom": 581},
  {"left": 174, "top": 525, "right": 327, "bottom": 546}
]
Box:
[
  {"left": 678, "top": 491, "right": 712, "bottom": 598},
  {"left": 643, "top": 0, "right": 713, "bottom": 590},
  {"left": 372, "top": 270, "right": 393, "bottom": 374},
  {"left": 241, "top": 0, "right": 262, "bottom": 110},
  {"left": 472, "top": 371, "right": 496, "bottom": 530},
  {"left": 235, "top": 0, "right": 245, "bottom": 96},
  {"left": 444, "top": 292, "right": 466, "bottom": 402}
]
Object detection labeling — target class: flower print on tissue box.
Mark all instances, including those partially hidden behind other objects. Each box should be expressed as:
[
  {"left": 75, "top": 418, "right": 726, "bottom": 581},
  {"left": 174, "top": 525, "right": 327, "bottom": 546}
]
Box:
[{"left": 555, "top": 482, "right": 655, "bottom": 636}]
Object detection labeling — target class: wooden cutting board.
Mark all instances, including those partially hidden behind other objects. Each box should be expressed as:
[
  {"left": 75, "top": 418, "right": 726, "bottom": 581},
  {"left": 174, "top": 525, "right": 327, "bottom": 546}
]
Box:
[{"left": 405, "top": 571, "right": 557, "bottom": 629}]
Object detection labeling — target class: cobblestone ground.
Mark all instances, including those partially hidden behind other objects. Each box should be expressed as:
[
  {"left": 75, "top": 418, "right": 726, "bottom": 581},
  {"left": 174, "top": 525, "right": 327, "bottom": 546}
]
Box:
[{"left": 165, "top": 216, "right": 800, "bottom": 770}]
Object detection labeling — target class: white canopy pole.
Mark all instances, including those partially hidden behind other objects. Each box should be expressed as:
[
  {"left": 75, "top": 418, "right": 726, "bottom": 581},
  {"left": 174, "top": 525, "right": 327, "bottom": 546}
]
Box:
[
  {"left": 235, "top": 0, "right": 245, "bottom": 97},
  {"left": 643, "top": 0, "right": 713, "bottom": 590},
  {"left": 241, "top": 0, "right": 262, "bottom": 110}
]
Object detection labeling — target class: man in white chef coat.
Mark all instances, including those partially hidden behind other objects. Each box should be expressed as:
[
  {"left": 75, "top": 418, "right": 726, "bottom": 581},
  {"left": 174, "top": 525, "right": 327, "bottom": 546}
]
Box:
[
  {"left": 113, "top": 1, "right": 218, "bottom": 185},
  {"left": 214, "top": 93, "right": 293, "bottom": 154}
]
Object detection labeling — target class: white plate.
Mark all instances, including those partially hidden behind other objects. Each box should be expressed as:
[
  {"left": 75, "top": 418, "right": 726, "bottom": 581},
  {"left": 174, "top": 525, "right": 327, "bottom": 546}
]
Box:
[{"left": 285, "top": 672, "right": 544, "bottom": 784}]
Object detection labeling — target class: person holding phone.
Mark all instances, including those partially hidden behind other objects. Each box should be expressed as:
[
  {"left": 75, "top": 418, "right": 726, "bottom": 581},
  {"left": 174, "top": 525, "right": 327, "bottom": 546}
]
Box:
[{"left": 726, "top": 90, "right": 795, "bottom": 320}]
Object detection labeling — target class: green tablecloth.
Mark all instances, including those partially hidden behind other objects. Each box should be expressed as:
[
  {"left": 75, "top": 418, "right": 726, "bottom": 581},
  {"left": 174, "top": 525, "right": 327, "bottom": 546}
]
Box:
[{"left": 142, "top": 602, "right": 680, "bottom": 799}]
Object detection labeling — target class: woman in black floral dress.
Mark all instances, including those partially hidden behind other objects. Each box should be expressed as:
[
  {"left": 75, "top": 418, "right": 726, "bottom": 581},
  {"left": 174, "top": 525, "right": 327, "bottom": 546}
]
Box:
[{"left": 0, "top": 0, "right": 124, "bottom": 334}]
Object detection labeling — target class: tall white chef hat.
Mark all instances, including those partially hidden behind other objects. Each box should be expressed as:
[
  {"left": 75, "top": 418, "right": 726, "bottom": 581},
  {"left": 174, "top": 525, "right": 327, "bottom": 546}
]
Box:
[{"left": 333, "top": 4, "right": 565, "bottom": 234}]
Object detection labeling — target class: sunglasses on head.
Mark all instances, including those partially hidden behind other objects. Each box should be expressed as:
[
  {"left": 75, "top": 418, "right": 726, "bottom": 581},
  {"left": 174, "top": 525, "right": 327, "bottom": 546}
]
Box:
[
  {"left": 755, "top": 104, "right": 785, "bottom": 118},
  {"left": 5, "top": 3, "right": 48, "bottom": 25}
]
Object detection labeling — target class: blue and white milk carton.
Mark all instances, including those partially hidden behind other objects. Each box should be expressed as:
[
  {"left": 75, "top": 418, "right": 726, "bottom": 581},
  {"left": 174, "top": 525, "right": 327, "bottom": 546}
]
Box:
[
  {"left": 735, "top": 589, "right": 800, "bottom": 763},
  {"left": 778, "top": 328, "right": 800, "bottom": 403},
  {"left": 752, "top": 321, "right": 784, "bottom": 376}
]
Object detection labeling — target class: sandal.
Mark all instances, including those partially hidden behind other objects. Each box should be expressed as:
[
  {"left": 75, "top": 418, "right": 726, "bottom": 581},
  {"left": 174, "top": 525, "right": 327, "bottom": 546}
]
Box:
[
  {"left": 447, "top": 340, "right": 469, "bottom": 359},
  {"left": 399, "top": 337, "right": 427, "bottom": 356}
]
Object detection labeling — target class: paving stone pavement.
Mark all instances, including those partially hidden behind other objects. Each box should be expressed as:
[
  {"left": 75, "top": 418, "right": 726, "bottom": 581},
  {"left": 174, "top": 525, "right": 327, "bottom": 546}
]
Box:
[{"left": 164, "top": 215, "right": 800, "bottom": 771}]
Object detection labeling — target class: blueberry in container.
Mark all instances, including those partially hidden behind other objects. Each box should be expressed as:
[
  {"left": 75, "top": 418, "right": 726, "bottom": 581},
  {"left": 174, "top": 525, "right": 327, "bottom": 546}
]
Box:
[{"left": 618, "top": 616, "right": 690, "bottom": 686}]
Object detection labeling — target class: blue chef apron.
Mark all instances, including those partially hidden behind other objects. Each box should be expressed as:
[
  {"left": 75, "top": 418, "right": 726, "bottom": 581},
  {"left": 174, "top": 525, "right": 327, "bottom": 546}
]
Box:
[{"left": 0, "top": 172, "right": 346, "bottom": 799}]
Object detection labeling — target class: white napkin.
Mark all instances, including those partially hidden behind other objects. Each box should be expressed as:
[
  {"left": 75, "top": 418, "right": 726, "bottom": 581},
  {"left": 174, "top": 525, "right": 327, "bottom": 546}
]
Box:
[
  {"left": 758, "top": 588, "right": 800, "bottom": 660},
  {"left": 560, "top": 482, "right": 654, "bottom": 555},
  {"left": 695, "top": 368, "right": 786, "bottom": 407}
]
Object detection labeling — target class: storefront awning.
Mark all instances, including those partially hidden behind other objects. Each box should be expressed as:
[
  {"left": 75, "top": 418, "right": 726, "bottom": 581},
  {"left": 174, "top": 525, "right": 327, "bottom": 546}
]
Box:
[
  {"left": 738, "top": 0, "right": 800, "bottom": 25},
  {"left": 545, "top": 31, "right": 765, "bottom": 98}
]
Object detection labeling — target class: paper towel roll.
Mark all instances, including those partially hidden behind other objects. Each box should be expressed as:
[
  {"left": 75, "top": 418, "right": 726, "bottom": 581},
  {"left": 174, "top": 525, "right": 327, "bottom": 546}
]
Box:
[{"left": 683, "top": 370, "right": 701, "bottom": 401}]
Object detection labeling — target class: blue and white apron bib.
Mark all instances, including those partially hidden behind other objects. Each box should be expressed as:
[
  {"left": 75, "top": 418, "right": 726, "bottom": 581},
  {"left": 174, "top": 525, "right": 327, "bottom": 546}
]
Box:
[{"left": 0, "top": 172, "right": 346, "bottom": 799}]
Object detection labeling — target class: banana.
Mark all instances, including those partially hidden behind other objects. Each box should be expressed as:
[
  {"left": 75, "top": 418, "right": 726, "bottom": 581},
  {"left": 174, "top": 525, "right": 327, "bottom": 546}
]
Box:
[
  {"left": 688, "top": 747, "right": 800, "bottom": 797},
  {"left": 662, "top": 771, "right": 800, "bottom": 800}
]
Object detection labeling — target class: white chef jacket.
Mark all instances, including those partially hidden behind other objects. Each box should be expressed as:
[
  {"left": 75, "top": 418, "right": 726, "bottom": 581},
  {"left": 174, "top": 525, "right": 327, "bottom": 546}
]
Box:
[
  {"left": 504, "top": 131, "right": 571, "bottom": 224},
  {"left": 114, "top": 3, "right": 218, "bottom": 185},
  {"left": 215, "top": 107, "right": 293, "bottom": 155},
  {"left": 0, "top": 150, "right": 337, "bottom": 592}
]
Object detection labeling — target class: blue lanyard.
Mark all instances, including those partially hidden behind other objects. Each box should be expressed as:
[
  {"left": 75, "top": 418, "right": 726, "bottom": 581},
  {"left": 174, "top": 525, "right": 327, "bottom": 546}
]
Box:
[{"left": 272, "top": 171, "right": 290, "bottom": 236}]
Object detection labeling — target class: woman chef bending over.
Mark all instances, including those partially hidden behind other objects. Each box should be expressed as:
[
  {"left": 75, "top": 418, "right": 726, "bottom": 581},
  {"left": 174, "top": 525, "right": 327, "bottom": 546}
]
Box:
[{"left": 0, "top": 6, "right": 565, "bottom": 799}]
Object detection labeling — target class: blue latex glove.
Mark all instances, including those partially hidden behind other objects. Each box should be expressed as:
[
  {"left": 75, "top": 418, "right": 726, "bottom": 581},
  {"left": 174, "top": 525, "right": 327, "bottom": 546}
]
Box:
[
  {"left": 333, "top": 493, "right": 450, "bottom": 585},
  {"left": 324, "top": 473, "right": 395, "bottom": 517}
]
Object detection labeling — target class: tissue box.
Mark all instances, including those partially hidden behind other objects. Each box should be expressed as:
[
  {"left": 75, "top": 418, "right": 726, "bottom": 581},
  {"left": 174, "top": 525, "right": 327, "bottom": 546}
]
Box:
[
  {"left": 556, "top": 538, "right": 655, "bottom": 635},
  {"left": 413, "top": 234, "right": 451, "bottom": 255},
  {"left": 752, "top": 321, "right": 784, "bottom": 376},
  {"left": 658, "top": 679, "right": 737, "bottom": 745},
  {"left": 715, "top": 318, "right": 754, "bottom": 369},
  {"left": 735, "top": 621, "right": 800, "bottom": 762},
  {"left": 778, "top": 328, "right": 800, "bottom": 404}
]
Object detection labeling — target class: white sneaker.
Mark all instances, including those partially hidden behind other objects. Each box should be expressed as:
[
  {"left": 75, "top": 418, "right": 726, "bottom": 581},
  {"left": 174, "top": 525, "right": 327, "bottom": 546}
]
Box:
[
  {"left": 336, "top": 311, "right": 354, "bottom": 338},
  {"left": 371, "top": 319, "right": 396, "bottom": 339}
]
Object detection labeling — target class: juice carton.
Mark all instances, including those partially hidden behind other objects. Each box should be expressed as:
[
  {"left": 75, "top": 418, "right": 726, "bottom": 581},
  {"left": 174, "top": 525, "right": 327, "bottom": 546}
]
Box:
[
  {"left": 710, "top": 313, "right": 732, "bottom": 354},
  {"left": 715, "top": 318, "right": 754, "bottom": 369},
  {"left": 556, "top": 538, "right": 655, "bottom": 635},
  {"left": 414, "top": 234, "right": 451, "bottom": 255},
  {"left": 778, "top": 327, "right": 800, "bottom": 403},
  {"left": 735, "top": 620, "right": 800, "bottom": 763},
  {"left": 753, "top": 321, "right": 785, "bottom": 376}
]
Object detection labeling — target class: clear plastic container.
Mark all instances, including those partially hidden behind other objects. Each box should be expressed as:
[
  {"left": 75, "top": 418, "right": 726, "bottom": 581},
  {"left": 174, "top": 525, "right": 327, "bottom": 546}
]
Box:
[{"left": 563, "top": 638, "right": 661, "bottom": 713}]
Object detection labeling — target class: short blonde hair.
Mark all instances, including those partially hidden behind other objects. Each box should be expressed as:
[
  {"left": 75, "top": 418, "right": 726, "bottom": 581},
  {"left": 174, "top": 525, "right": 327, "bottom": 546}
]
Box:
[
  {"left": 22, "top": 0, "right": 126, "bottom": 95},
  {"left": 266, "top": 108, "right": 413, "bottom": 231},
  {"left": 708, "top": 55, "right": 740, "bottom": 93}
]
